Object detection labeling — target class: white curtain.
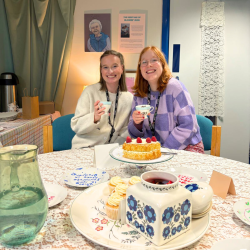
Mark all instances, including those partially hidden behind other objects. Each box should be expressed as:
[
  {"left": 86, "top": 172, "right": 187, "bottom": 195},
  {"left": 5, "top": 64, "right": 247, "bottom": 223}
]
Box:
[{"left": 199, "top": 2, "right": 225, "bottom": 117}]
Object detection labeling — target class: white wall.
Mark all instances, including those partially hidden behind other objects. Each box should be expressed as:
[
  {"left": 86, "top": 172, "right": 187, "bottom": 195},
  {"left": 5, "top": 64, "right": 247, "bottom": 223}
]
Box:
[
  {"left": 62, "top": 0, "right": 250, "bottom": 163},
  {"left": 61, "top": 0, "right": 162, "bottom": 116},
  {"left": 169, "top": 0, "right": 250, "bottom": 163}
]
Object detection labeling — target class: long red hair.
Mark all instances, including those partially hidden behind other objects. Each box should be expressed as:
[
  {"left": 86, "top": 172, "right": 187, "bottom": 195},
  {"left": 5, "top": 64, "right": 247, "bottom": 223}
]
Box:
[{"left": 132, "top": 46, "right": 172, "bottom": 97}]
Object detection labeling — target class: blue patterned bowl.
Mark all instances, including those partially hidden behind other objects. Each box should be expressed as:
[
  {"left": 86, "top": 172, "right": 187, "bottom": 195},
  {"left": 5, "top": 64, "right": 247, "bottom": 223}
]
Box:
[{"left": 184, "top": 182, "right": 213, "bottom": 214}]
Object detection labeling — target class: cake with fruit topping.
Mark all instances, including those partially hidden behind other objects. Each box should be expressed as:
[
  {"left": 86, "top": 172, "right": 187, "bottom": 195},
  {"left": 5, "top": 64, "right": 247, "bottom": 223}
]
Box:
[{"left": 122, "top": 136, "right": 161, "bottom": 160}]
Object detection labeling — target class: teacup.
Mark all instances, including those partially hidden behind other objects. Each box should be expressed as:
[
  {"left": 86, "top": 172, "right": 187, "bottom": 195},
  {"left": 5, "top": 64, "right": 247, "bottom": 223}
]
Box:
[
  {"left": 136, "top": 105, "right": 154, "bottom": 119},
  {"left": 99, "top": 101, "right": 112, "bottom": 114}
]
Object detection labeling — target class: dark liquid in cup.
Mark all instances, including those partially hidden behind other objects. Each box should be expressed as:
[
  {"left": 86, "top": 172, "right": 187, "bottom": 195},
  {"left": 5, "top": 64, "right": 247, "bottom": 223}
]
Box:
[{"left": 145, "top": 178, "right": 173, "bottom": 185}]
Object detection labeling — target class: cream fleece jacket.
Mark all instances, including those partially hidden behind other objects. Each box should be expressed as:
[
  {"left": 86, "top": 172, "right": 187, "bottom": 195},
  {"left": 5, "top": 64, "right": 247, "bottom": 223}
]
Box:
[{"left": 71, "top": 83, "right": 133, "bottom": 148}]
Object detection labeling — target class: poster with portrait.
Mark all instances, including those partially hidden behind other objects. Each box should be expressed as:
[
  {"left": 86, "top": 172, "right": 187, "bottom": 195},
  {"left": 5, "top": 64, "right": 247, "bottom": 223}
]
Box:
[
  {"left": 118, "top": 14, "right": 145, "bottom": 53},
  {"left": 84, "top": 13, "right": 111, "bottom": 52}
]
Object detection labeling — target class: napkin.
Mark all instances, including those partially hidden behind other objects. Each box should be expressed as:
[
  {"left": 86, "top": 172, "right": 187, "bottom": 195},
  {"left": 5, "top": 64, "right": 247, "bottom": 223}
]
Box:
[{"left": 94, "top": 143, "right": 121, "bottom": 169}]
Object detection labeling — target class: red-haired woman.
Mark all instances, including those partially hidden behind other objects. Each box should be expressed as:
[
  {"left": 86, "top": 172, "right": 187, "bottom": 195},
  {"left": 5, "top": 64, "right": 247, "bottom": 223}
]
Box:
[{"left": 128, "top": 46, "right": 204, "bottom": 153}]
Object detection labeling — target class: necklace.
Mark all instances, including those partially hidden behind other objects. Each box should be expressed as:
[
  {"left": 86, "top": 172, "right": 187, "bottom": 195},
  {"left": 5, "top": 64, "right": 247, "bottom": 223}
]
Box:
[
  {"left": 147, "top": 86, "right": 161, "bottom": 136},
  {"left": 106, "top": 86, "right": 119, "bottom": 142}
]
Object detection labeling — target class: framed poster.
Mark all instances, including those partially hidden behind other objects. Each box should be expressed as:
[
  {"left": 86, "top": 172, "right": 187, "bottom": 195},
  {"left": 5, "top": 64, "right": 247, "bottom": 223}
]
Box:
[
  {"left": 118, "top": 14, "right": 145, "bottom": 53},
  {"left": 84, "top": 13, "right": 111, "bottom": 52},
  {"left": 125, "top": 70, "right": 136, "bottom": 94}
]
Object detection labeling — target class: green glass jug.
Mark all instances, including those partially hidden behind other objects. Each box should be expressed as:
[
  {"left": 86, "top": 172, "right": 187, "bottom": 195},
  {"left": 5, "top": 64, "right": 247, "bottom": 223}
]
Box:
[{"left": 0, "top": 145, "right": 48, "bottom": 246}]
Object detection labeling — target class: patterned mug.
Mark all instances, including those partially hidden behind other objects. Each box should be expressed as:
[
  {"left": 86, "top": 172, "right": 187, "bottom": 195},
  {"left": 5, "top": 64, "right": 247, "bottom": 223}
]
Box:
[{"left": 136, "top": 105, "right": 154, "bottom": 119}]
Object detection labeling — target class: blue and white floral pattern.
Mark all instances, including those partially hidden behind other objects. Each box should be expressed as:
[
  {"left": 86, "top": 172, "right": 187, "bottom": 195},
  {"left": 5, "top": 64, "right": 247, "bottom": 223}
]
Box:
[
  {"left": 185, "top": 183, "right": 199, "bottom": 192},
  {"left": 181, "top": 199, "right": 191, "bottom": 215},
  {"left": 162, "top": 207, "right": 174, "bottom": 224},
  {"left": 172, "top": 227, "right": 177, "bottom": 235},
  {"left": 126, "top": 211, "right": 132, "bottom": 222},
  {"left": 174, "top": 213, "right": 180, "bottom": 222},
  {"left": 127, "top": 195, "right": 137, "bottom": 211},
  {"left": 144, "top": 205, "right": 156, "bottom": 223},
  {"left": 137, "top": 210, "right": 143, "bottom": 219},
  {"left": 65, "top": 168, "right": 106, "bottom": 187},
  {"left": 177, "top": 224, "right": 182, "bottom": 232},
  {"left": 126, "top": 198, "right": 155, "bottom": 239},
  {"left": 162, "top": 226, "right": 170, "bottom": 239},
  {"left": 146, "top": 225, "right": 154, "bottom": 237},
  {"left": 161, "top": 199, "right": 191, "bottom": 241},
  {"left": 135, "top": 220, "right": 140, "bottom": 228},
  {"left": 184, "top": 217, "right": 191, "bottom": 227},
  {"left": 126, "top": 196, "right": 191, "bottom": 243},
  {"left": 140, "top": 224, "right": 145, "bottom": 233}
]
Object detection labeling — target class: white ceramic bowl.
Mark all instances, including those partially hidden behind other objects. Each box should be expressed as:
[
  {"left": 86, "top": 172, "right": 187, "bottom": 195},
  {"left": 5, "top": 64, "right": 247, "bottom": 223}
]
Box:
[
  {"left": 184, "top": 182, "right": 213, "bottom": 214},
  {"left": 141, "top": 171, "right": 179, "bottom": 193}
]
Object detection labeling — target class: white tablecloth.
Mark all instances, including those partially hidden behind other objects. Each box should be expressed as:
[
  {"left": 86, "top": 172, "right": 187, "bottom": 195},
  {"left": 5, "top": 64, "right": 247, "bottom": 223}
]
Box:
[{"left": 2, "top": 148, "right": 250, "bottom": 249}]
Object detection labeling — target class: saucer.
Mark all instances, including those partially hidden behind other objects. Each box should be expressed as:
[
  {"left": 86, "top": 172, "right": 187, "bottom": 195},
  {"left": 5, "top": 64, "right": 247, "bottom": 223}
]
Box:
[
  {"left": 233, "top": 199, "right": 250, "bottom": 225},
  {"left": 64, "top": 167, "right": 109, "bottom": 188},
  {"left": 165, "top": 167, "right": 207, "bottom": 185},
  {"left": 44, "top": 183, "right": 67, "bottom": 208},
  {"left": 192, "top": 201, "right": 213, "bottom": 219},
  {"left": 211, "top": 239, "right": 250, "bottom": 250},
  {"left": 0, "top": 112, "right": 18, "bottom": 122}
]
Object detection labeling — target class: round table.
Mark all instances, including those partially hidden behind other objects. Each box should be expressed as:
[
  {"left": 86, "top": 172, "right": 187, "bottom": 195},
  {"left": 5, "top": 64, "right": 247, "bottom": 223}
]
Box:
[{"left": 2, "top": 148, "right": 249, "bottom": 250}]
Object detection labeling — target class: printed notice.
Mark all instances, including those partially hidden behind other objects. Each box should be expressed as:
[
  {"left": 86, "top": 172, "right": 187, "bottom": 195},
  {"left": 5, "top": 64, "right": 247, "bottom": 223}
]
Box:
[{"left": 118, "top": 14, "right": 145, "bottom": 53}]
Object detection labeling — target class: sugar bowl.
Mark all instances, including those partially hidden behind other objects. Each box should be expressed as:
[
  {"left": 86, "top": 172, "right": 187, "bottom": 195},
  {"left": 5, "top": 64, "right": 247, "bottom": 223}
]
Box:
[{"left": 184, "top": 182, "right": 213, "bottom": 215}]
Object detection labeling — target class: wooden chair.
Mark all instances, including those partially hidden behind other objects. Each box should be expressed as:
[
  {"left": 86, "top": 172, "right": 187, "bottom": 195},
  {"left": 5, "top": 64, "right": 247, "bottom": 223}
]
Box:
[
  {"left": 43, "top": 125, "right": 53, "bottom": 153},
  {"left": 196, "top": 115, "right": 221, "bottom": 156},
  {"left": 43, "top": 114, "right": 75, "bottom": 153}
]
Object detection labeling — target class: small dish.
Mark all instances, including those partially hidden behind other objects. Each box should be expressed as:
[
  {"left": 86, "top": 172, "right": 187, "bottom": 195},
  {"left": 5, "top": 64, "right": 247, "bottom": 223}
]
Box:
[
  {"left": 0, "top": 127, "right": 4, "bottom": 132},
  {"left": 0, "top": 112, "right": 18, "bottom": 122},
  {"left": 184, "top": 182, "right": 213, "bottom": 214},
  {"left": 166, "top": 167, "right": 207, "bottom": 185},
  {"left": 44, "top": 183, "right": 67, "bottom": 207},
  {"left": 233, "top": 199, "right": 250, "bottom": 225},
  {"left": 192, "top": 201, "right": 213, "bottom": 219},
  {"left": 64, "top": 167, "right": 109, "bottom": 187},
  {"left": 211, "top": 239, "right": 250, "bottom": 250}
]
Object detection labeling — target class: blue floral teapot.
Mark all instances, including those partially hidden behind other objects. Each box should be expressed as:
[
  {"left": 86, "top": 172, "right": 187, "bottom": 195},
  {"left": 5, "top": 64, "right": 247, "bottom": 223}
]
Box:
[{"left": 126, "top": 170, "right": 192, "bottom": 246}]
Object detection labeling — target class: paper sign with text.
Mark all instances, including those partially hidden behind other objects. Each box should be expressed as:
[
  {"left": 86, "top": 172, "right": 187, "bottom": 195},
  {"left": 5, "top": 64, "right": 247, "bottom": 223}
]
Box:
[{"left": 94, "top": 143, "right": 121, "bottom": 170}]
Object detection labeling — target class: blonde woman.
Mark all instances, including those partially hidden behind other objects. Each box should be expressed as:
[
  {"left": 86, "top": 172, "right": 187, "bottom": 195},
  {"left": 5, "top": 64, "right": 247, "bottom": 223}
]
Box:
[{"left": 71, "top": 50, "right": 133, "bottom": 148}]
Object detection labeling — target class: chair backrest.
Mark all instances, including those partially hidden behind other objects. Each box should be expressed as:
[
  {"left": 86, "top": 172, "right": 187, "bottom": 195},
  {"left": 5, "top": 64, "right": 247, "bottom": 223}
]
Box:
[
  {"left": 196, "top": 115, "right": 213, "bottom": 151},
  {"left": 196, "top": 115, "right": 221, "bottom": 156},
  {"left": 52, "top": 114, "right": 75, "bottom": 151}
]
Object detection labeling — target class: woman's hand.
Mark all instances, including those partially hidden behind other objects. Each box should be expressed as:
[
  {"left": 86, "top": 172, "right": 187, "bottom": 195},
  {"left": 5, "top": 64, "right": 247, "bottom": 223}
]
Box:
[
  {"left": 132, "top": 110, "right": 144, "bottom": 124},
  {"left": 94, "top": 100, "right": 106, "bottom": 123}
]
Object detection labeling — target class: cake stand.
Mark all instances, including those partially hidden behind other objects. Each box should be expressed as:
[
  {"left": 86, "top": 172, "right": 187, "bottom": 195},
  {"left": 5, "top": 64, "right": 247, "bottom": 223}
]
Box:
[{"left": 109, "top": 146, "right": 174, "bottom": 175}]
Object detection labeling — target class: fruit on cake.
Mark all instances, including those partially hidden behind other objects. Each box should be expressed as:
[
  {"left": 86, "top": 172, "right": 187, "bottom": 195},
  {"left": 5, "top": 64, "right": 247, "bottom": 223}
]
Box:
[{"left": 122, "top": 136, "right": 161, "bottom": 160}]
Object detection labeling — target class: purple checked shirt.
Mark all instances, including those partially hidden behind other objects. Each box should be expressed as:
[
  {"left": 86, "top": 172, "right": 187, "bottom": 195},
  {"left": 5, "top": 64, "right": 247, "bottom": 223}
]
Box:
[{"left": 128, "top": 78, "right": 202, "bottom": 150}]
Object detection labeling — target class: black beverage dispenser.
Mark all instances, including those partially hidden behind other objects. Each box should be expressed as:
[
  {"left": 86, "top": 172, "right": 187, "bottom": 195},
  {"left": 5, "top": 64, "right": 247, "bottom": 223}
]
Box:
[{"left": 0, "top": 72, "right": 19, "bottom": 112}]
